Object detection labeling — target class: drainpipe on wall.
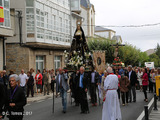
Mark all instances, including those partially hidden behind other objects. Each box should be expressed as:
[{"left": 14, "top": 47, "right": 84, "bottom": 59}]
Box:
[
  {"left": 3, "top": 37, "right": 7, "bottom": 70},
  {"left": 16, "top": 11, "right": 23, "bottom": 46}
]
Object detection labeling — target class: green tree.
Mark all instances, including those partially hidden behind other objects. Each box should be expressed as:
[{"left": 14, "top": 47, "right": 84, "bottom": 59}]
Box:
[
  {"left": 155, "top": 43, "right": 160, "bottom": 58},
  {"left": 149, "top": 53, "right": 160, "bottom": 67},
  {"left": 87, "top": 38, "right": 152, "bottom": 67},
  {"left": 87, "top": 37, "right": 115, "bottom": 64},
  {"left": 118, "top": 43, "right": 140, "bottom": 66},
  {"left": 138, "top": 52, "right": 149, "bottom": 67}
]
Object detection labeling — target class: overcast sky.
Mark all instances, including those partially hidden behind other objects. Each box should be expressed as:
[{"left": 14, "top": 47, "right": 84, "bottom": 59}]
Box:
[{"left": 90, "top": 0, "right": 160, "bottom": 51}]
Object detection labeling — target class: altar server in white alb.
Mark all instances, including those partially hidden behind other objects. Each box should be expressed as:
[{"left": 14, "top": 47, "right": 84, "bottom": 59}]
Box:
[{"left": 102, "top": 67, "right": 122, "bottom": 120}]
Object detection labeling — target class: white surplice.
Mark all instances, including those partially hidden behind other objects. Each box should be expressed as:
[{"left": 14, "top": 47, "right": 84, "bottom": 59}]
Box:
[{"left": 102, "top": 74, "right": 122, "bottom": 120}]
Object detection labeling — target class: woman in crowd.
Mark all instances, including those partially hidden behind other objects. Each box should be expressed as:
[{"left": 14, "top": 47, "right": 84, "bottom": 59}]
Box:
[
  {"left": 137, "top": 68, "right": 143, "bottom": 92},
  {"left": 115, "top": 70, "right": 121, "bottom": 100},
  {"left": 35, "top": 70, "right": 43, "bottom": 95},
  {"left": 119, "top": 75, "right": 130, "bottom": 106},
  {"left": 27, "top": 71, "right": 34, "bottom": 97},
  {"left": 101, "top": 70, "right": 108, "bottom": 100},
  {"left": 142, "top": 68, "right": 149, "bottom": 102},
  {"left": 30, "top": 68, "right": 36, "bottom": 93},
  {"left": 150, "top": 69, "right": 156, "bottom": 93}
]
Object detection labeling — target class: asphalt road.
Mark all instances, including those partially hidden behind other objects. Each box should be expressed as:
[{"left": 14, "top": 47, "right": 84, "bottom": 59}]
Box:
[{"left": 4, "top": 91, "right": 154, "bottom": 120}]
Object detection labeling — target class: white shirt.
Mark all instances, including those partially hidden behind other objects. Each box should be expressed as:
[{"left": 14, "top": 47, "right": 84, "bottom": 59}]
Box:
[
  {"left": 59, "top": 74, "right": 61, "bottom": 85},
  {"left": 91, "top": 72, "right": 95, "bottom": 83},
  {"left": 19, "top": 73, "right": 28, "bottom": 87},
  {"left": 129, "top": 71, "right": 132, "bottom": 81}
]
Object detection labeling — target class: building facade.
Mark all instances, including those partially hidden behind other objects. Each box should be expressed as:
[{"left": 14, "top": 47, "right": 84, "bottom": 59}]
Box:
[
  {"left": 5, "top": 0, "right": 95, "bottom": 74},
  {"left": 95, "top": 26, "right": 116, "bottom": 40},
  {"left": 6, "top": 0, "right": 71, "bottom": 74},
  {"left": 71, "top": 0, "right": 95, "bottom": 37},
  {"left": 0, "top": 0, "right": 14, "bottom": 71}
]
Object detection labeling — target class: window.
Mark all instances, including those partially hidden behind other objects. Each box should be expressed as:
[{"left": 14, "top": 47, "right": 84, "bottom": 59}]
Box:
[
  {"left": 4, "top": 0, "right": 9, "bottom": 9},
  {"left": 37, "top": 28, "right": 44, "bottom": 39},
  {"left": 54, "top": 56, "right": 61, "bottom": 71},
  {"left": 33, "top": 1, "right": 71, "bottom": 43},
  {"left": 26, "top": 0, "right": 34, "bottom": 7},
  {"left": 26, "top": 1, "right": 34, "bottom": 36},
  {"left": 36, "top": 9, "right": 44, "bottom": 28},
  {"left": 0, "top": 0, "right": 10, "bottom": 28},
  {"left": 0, "top": 0, "right": 2, "bottom": 6},
  {"left": 71, "top": 0, "right": 80, "bottom": 11},
  {"left": 36, "top": 56, "right": 44, "bottom": 74}
]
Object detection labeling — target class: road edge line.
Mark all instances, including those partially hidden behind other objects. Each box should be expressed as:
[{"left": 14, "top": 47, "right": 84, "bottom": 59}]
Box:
[{"left": 136, "top": 97, "right": 154, "bottom": 120}]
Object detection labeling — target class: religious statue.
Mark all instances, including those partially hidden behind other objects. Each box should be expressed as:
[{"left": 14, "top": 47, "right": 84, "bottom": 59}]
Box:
[
  {"left": 114, "top": 46, "right": 119, "bottom": 58},
  {"left": 111, "top": 42, "right": 125, "bottom": 58},
  {"left": 65, "top": 19, "right": 94, "bottom": 70}
]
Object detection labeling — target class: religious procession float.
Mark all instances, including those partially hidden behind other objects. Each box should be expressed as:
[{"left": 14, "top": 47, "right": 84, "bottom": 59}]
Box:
[{"left": 64, "top": 20, "right": 94, "bottom": 71}]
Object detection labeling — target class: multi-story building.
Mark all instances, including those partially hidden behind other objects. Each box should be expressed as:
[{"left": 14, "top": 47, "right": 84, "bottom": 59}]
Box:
[
  {"left": 71, "top": 0, "right": 95, "bottom": 37},
  {"left": 6, "top": 0, "right": 71, "bottom": 74},
  {"left": 95, "top": 26, "right": 116, "bottom": 40},
  {"left": 0, "top": 0, "right": 14, "bottom": 71},
  {"left": 5, "top": 0, "right": 95, "bottom": 74}
]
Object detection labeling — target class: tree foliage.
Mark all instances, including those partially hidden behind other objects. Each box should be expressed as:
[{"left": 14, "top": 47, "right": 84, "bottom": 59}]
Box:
[
  {"left": 148, "top": 43, "right": 160, "bottom": 67},
  {"left": 149, "top": 53, "right": 160, "bottom": 67},
  {"left": 118, "top": 43, "right": 141, "bottom": 66},
  {"left": 87, "top": 37, "right": 151, "bottom": 66},
  {"left": 155, "top": 43, "right": 160, "bottom": 59},
  {"left": 87, "top": 37, "right": 115, "bottom": 64}
]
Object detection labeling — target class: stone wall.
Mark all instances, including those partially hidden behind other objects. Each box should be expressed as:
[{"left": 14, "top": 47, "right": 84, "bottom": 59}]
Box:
[
  {"left": 6, "top": 44, "right": 65, "bottom": 74},
  {"left": 6, "top": 44, "right": 29, "bottom": 74}
]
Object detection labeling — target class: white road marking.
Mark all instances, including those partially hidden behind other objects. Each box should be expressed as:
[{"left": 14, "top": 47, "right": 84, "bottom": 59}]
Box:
[{"left": 137, "top": 97, "right": 154, "bottom": 120}]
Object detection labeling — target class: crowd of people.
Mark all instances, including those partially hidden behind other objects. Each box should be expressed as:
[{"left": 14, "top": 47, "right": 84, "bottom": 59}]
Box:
[
  {"left": 0, "top": 65, "right": 160, "bottom": 120},
  {"left": 0, "top": 68, "right": 56, "bottom": 120}
]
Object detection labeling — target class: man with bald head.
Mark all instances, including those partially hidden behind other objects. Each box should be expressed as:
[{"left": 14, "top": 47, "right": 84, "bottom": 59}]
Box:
[
  {"left": 76, "top": 66, "right": 89, "bottom": 114},
  {"left": 102, "top": 67, "right": 121, "bottom": 120},
  {"left": 55, "top": 68, "right": 69, "bottom": 113}
]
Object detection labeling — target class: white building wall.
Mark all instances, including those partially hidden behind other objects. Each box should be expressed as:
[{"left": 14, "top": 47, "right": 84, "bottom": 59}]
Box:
[
  {"left": 7, "top": 0, "right": 71, "bottom": 46},
  {"left": 71, "top": 15, "right": 77, "bottom": 37},
  {"left": 0, "top": 40, "right": 3, "bottom": 70},
  {"left": 80, "top": 7, "right": 88, "bottom": 36},
  {"left": 95, "top": 31, "right": 109, "bottom": 39},
  {"left": 88, "top": 6, "right": 95, "bottom": 37},
  {"left": 6, "top": 0, "right": 26, "bottom": 43}
]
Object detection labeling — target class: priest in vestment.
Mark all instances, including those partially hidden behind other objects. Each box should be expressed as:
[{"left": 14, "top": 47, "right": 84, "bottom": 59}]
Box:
[{"left": 102, "top": 67, "right": 122, "bottom": 120}]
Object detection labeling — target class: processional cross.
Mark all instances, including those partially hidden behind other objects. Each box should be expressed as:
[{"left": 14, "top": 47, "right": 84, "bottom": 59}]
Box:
[{"left": 110, "top": 39, "right": 125, "bottom": 58}]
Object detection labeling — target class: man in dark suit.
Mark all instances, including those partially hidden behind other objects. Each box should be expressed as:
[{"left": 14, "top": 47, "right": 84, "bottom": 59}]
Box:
[
  {"left": 69, "top": 70, "right": 80, "bottom": 106},
  {"left": 76, "top": 66, "right": 89, "bottom": 114},
  {"left": 127, "top": 65, "right": 138, "bottom": 102},
  {"left": 6, "top": 74, "right": 26, "bottom": 120},
  {"left": 89, "top": 68, "right": 99, "bottom": 106}
]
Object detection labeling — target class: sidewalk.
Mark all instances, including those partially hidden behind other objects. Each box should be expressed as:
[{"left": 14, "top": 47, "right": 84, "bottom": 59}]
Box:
[
  {"left": 149, "top": 101, "right": 160, "bottom": 120},
  {"left": 27, "top": 90, "right": 71, "bottom": 103},
  {"left": 27, "top": 93, "right": 53, "bottom": 103}
]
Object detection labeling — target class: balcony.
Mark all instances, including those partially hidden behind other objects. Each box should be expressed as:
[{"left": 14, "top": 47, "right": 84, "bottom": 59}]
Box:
[{"left": 71, "top": 0, "right": 81, "bottom": 14}]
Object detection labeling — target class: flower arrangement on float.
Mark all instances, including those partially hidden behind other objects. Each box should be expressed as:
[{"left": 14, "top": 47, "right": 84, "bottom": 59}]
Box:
[
  {"left": 112, "top": 57, "right": 123, "bottom": 66},
  {"left": 64, "top": 50, "right": 92, "bottom": 70}
]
